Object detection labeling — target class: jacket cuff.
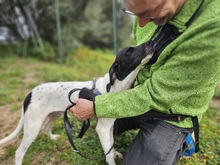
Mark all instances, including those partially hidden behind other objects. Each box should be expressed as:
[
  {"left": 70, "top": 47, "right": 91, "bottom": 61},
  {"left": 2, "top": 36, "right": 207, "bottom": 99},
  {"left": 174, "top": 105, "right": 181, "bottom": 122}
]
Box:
[{"left": 93, "top": 100, "right": 96, "bottom": 116}]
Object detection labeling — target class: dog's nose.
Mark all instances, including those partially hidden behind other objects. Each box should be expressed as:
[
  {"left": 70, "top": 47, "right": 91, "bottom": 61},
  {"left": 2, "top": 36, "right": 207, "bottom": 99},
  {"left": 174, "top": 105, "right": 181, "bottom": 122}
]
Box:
[{"left": 144, "top": 41, "right": 155, "bottom": 52}]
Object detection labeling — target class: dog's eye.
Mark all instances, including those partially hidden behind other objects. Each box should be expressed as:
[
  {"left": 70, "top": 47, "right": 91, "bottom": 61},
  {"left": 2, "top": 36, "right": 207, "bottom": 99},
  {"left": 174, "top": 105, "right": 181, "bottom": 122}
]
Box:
[{"left": 127, "top": 47, "right": 134, "bottom": 52}]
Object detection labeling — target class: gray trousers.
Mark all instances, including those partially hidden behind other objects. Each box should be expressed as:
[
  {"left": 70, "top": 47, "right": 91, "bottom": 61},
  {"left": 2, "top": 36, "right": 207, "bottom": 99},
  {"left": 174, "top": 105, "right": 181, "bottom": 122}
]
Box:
[{"left": 115, "top": 120, "right": 191, "bottom": 165}]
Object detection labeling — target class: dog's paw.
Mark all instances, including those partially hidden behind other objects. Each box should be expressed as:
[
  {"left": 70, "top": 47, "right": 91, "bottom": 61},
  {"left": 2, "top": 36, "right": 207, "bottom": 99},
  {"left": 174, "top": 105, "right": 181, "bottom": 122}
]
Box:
[
  {"left": 115, "top": 151, "right": 123, "bottom": 159},
  {"left": 50, "top": 134, "right": 60, "bottom": 140}
]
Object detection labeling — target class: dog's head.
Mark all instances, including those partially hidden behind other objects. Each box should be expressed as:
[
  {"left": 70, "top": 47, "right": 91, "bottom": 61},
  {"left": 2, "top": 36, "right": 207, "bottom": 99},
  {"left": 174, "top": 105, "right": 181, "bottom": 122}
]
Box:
[{"left": 106, "top": 41, "right": 154, "bottom": 92}]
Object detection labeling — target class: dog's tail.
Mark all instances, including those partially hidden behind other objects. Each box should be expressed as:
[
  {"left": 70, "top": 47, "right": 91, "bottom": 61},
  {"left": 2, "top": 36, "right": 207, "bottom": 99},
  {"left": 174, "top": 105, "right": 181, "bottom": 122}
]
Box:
[{"left": 0, "top": 108, "right": 24, "bottom": 145}]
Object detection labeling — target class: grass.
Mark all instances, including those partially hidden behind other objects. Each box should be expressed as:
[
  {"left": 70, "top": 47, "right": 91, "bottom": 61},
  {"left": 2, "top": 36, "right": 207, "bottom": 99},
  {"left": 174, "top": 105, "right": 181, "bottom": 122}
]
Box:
[{"left": 0, "top": 52, "right": 220, "bottom": 165}]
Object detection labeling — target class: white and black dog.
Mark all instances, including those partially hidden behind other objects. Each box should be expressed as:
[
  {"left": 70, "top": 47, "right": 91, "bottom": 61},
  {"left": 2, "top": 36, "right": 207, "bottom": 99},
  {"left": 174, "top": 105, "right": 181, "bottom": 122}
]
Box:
[{"left": 0, "top": 42, "right": 154, "bottom": 165}]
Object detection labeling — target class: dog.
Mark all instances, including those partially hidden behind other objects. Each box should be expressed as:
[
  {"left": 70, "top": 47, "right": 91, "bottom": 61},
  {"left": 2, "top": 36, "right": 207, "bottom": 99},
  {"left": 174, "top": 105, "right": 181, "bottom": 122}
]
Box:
[{"left": 0, "top": 41, "right": 154, "bottom": 165}]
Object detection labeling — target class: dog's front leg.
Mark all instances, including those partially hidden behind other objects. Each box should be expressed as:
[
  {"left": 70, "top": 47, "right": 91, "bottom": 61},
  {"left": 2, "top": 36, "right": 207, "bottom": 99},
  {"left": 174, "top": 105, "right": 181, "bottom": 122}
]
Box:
[{"left": 96, "top": 118, "right": 116, "bottom": 165}]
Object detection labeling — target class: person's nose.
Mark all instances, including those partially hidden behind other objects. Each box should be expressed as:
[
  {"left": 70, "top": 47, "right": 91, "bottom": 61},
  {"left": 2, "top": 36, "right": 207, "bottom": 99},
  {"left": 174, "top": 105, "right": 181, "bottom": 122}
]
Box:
[{"left": 137, "top": 17, "right": 151, "bottom": 27}]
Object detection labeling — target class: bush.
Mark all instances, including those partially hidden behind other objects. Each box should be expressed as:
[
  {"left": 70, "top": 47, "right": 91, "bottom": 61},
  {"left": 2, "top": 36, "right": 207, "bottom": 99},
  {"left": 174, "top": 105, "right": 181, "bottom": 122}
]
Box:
[
  {"left": 65, "top": 47, "right": 115, "bottom": 76},
  {"left": 27, "top": 41, "right": 55, "bottom": 61},
  {"left": 0, "top": 43, "right": 20, "bottom": 57}
]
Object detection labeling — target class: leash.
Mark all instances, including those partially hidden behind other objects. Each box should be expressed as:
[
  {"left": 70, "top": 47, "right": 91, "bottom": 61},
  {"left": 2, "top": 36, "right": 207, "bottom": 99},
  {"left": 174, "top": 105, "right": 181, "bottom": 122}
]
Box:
[
  {"left": 67, "top": 88, "right": 91, "bottom": 139},
  {"left": 64, "top": 80, "right": 114, "bottom": 160}
]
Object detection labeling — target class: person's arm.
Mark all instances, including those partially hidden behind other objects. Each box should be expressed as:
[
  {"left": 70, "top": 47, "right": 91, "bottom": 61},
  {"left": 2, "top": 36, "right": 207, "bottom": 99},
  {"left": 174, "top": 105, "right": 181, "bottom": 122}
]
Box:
[{"left": 94, "top": 18, "right": 220, "bottom": 119}]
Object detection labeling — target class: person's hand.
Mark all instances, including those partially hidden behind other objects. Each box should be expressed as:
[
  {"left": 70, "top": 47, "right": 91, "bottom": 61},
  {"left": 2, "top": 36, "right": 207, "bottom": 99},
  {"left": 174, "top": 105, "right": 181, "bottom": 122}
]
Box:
[{"left": 70, "top": 98, "right": 95, "bottom": 121}]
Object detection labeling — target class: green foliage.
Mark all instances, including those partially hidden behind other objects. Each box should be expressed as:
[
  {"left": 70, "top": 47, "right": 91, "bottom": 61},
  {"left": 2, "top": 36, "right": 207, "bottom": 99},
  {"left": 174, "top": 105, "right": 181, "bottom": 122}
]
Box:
[
  {"left": 28, "top": 47, "right": 45, "bottom": 59},
  {"left": 0, "top": 40, "right": 56, "bottom": 62},
  {"left": 26, "top": 40, "right": 56, "bottom": 61},
  {"left": 1, "top": 146, "right": 17, "bottom": 157},
  {"left": 0, "top": 43, "right": 20, "bottom": 57},
  {"left": 57, "top": 0, "right": 133, "bottom": 51},
  {"left": 1, "top": 0, "right": 134, "bottom": 61},
  {"left": 66, "top": 47, "right": 115, "bottom": 77}
]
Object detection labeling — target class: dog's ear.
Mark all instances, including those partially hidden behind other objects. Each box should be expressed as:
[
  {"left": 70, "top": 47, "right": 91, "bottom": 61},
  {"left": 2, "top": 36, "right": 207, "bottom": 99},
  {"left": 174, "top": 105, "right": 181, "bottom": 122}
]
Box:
[
  {"left": 106, "top": 83, "right": 111, "bottom": 92},
  {"left": 109, "top": 62, "right": 119, "bottom": 85},
  {"left": 106, "top": 62, "right": 119, "bottom": 92}
]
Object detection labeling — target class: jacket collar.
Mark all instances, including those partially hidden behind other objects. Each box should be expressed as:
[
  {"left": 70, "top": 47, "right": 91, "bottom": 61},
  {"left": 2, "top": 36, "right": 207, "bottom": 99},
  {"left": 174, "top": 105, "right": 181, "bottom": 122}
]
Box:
[{"left": 170, "top": 0, "right": 205, "bottom": 32}]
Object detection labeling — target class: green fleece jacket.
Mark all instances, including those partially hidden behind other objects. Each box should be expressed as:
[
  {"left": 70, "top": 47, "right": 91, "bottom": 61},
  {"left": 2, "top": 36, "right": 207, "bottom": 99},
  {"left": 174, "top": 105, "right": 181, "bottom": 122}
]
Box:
[{"left": 95, "top": 0, "right": 220, "bottom": 128}]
